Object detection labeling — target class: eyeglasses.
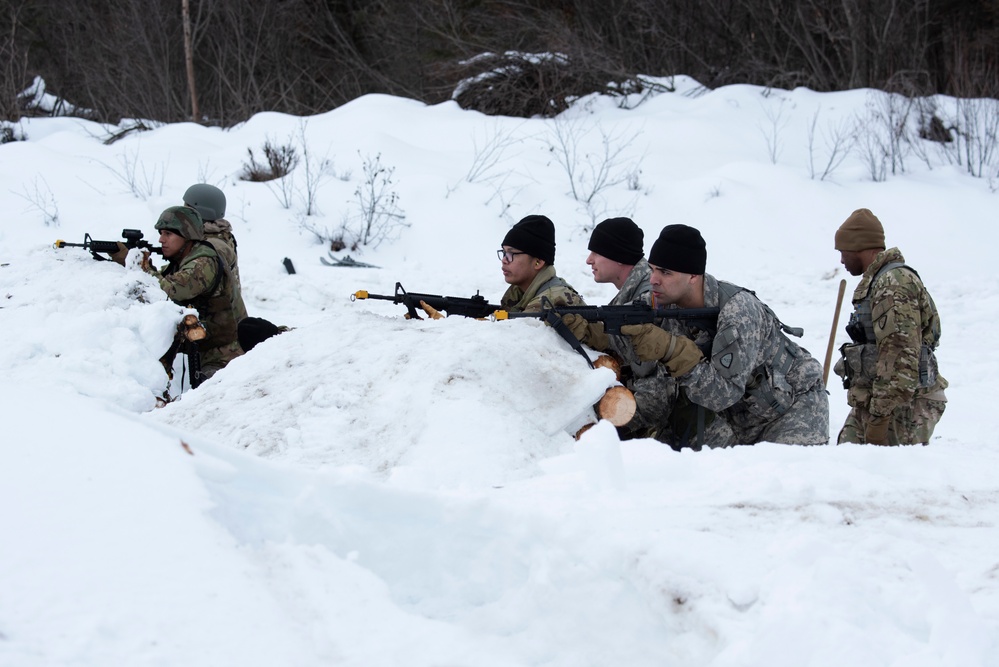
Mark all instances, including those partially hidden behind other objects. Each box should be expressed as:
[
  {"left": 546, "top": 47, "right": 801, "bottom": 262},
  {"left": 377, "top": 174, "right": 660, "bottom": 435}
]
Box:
[{"left": 497, "top": 249, "right": 527, "bottom": 262}]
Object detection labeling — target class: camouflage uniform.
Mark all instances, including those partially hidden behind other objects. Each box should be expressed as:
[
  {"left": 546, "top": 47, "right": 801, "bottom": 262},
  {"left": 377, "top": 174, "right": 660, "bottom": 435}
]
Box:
[
  {"left": 203, "top": 218, "right": 248, "bottom": 323},
  {"left": 605, "top": 260, "right": 735, "bottom": 448},
  {"left": 834, "top": 248, "right": 947, "bottom": 445},
  {"left": 660, "top": 274, "right": 829, "bottom": 445},
  {"left": 146, "top": 240, "right": 242, "bottom": 377},
  {"left": 500, "top": 265, "right": 586, "bottom": 313}
]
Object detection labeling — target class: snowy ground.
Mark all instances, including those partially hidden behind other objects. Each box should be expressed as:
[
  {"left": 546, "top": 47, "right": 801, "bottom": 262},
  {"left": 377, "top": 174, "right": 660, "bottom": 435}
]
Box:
[{"left": 1, "top": 77, "right": 998, "bottom": 666}]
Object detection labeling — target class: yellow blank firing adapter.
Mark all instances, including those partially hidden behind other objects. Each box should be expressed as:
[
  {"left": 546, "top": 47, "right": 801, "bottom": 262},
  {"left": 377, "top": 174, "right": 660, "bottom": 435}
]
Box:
[
  {"left": 492, "top": 310, "right": 510, "bottom": 321},
  {"left": 352, "top": 290, "right": 369, "bottom": 301}
]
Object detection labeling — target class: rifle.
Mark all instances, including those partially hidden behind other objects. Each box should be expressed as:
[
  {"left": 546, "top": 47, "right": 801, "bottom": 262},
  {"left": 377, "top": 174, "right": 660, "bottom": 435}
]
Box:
[
  {"left": 352, "top": 282, "right": 501, "bottom": 319},
  {"left": 493, "top": 298, "right": 721, "bottom": 368},
  {"left": 54, "top": 228, "right": 163, "bottom": 261},
  {"left": 159, "top": 314, "right": 207, "bottom": 391}
]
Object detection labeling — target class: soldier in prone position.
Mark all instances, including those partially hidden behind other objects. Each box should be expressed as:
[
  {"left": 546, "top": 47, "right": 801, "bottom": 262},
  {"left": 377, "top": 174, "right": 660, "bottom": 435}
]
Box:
[{"left": 833, "top": 208, "right": 947, "bottom": 446}]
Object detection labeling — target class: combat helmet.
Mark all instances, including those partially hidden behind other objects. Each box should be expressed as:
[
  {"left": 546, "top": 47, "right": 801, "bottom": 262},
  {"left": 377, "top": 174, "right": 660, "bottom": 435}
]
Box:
[
  {"left": 155, "top": 205, "right": 205, "bottom": 241},
  {"left": 182, "top": 184, "right": 226, "bottom": 222}
]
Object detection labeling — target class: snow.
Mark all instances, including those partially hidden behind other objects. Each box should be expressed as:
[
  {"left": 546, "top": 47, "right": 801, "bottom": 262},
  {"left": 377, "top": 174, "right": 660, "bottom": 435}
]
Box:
[{"left": 1, "top": 78, "right": 998, "bottom": 666}]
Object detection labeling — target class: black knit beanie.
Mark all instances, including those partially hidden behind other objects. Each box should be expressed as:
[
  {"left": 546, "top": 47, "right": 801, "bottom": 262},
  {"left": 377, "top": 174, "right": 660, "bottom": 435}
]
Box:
[
  {"left": 648, "top": 224, "right": 706, "bottom": 274},
  {"left": 588, "top": 217, "right": 644, "bottom": 265},
  {"left": 237, "top": 317, "right": 281, "bottom": 352},
  {"left": 502, "top": 215, "right": 556, "bottom": 265}
]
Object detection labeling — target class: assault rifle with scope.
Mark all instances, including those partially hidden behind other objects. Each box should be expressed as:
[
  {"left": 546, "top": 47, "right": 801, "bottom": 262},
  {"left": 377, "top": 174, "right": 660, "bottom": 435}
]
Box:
[{"left": 54, "top": 229, "right": 163, "bottom": 261}]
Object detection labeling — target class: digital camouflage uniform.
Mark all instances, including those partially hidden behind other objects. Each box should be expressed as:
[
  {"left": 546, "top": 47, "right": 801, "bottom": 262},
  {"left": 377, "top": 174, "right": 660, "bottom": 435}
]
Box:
[
  {"left": 606, "top": 260, "right": 735, "bottom": 448},
  {"left": 500, "top": 264, "right": 586, "bottom": 313},
  {"left": 660, "top": 274, "right": 829, "bottom": 445},
  {"left": 203, "top": 217, "right": 248, "bottom": 323},
  {"left": 834, "top": 248, "right": 947, "bottom": 445}
]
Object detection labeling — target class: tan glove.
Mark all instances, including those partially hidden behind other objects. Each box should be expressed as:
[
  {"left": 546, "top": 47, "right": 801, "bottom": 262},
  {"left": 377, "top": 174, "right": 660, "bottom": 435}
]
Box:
[
  {"left": 419, "top": 300, "right": 443, "bottom": 319},
  {"left": 140, "top": 250, "right": 155, "bottom": 272},
  {"left": 109, "top": 242, "right": 129, "bottom": 266},
  {"left": 664, "top": 336, "right": 704, "bottom": 377},
  {"left": 404, "top": 300, "right": 443, "bottom": 320},
  {"left": 560, "top": 314, "right": 609, "bottom": 351},
  {"left": 865, "top": 414, "right": 892, "bottom": 446},
  {"left": 620, "top": 324, "right": 703, "bottom": 377}
]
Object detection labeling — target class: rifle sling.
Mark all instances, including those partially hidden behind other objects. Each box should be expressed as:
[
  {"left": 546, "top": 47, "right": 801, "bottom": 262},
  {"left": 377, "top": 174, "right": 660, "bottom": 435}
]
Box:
[{"left": 542, "top": 308, "right": 595, "bottom": 369}]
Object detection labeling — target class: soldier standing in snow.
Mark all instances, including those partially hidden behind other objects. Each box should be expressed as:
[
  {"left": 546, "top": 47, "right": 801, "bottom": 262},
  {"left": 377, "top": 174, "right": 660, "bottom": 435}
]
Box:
[
  {"left": 601, "top": 224, "right": 828, "bottom": 446},
  {"left": 833, "top": 208, "right": 948, "bottom": 445},
  {"left": 142, "top": 205, "right": 243, "bottom": 380},
  {"left": 563, "top": 217, "right": 735, "bottom": 448},
  {"left": 498, "top": 215, "right": 586, "bottom": 313}
]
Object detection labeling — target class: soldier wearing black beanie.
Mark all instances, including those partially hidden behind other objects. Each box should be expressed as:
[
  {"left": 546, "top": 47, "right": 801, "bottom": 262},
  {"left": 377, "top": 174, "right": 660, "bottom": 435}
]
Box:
[
  {"left": 587, "top": 217, "right": 644, "bottom": 266},
  {"left": 501, "top": 214, "right": 556, "bottom": 265},
  {"left": 648, "top": 224, "right": 706, "bottom": 275},
  {"left": 498, "top": 214, "right": 584, "bottom": 313}
]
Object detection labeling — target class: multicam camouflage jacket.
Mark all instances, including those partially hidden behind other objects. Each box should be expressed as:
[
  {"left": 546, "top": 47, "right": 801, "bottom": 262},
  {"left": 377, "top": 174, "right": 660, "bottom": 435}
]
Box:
[
  {"left": 146, "top": 241, "right": 243, "bottom": 370},
  {"left": 203, "top": 218, "right": 247, "bottom": 322},
  {"left": 500, "top": 264, "right": 586, "bottom": 313},
  {"left": 836, "top": 247, "right": 948, "bottom": 417},
  {"left": 660, "top": 274, "right": 828, "bottom": 445}
]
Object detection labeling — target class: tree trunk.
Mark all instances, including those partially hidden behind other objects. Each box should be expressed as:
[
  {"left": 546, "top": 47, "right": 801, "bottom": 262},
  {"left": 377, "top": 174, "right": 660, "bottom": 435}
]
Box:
[{"left": 182, "top": 0, "right": 199, "bottom": 121}]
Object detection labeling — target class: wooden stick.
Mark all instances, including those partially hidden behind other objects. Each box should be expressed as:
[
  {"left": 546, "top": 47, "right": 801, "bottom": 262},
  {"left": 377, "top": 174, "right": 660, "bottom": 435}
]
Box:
[{"left": 823, "top": 279, "right": 848, "bottom": 387}]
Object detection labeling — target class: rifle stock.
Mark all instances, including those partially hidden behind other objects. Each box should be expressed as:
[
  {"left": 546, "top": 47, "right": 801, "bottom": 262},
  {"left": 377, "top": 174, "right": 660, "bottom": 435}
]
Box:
[{"left": 352, "top": 282, "right": 500, "bottom": 319}]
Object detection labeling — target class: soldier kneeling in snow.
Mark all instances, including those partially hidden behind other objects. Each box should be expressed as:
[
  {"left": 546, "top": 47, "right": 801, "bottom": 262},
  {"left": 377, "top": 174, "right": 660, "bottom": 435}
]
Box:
[{"left": 114, "top": 205, "right": 243, "bottom": 382}]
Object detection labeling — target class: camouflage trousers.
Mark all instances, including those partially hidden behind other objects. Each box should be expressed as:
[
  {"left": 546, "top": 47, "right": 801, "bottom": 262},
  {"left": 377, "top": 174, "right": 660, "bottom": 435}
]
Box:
[
  {"left": 837, "top": 397, "right": 946, "bottom": 446},
  {"left": 622, "top": 373, "right": 735, "bottom": 450},
  {"left": 723, "top": 382, "right": 830, "bottom": 446}
]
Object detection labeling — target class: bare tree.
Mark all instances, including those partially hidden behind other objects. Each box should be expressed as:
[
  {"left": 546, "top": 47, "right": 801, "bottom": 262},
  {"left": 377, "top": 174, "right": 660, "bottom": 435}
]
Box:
[
  {"left": 182, "top": 0, "right": 199, "bottom": 121},
  {"left": 5, "top": 0, "right": 999, "bottom": 125},
  {"left": 0, "top": 0, "right": 29, "bottom": 122},
  {"left": 806, "top": 107, "right": 857, "bottom": 181}
]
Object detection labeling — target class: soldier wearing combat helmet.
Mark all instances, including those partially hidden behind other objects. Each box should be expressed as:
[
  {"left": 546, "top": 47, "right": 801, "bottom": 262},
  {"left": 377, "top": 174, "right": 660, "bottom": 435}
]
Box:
[
  {"left": 182, "top": 184, "right": 247, "bottom": 323},
  {"left": 833, "top": 208, "right": 948, "bottom": 445},
  {"left": 141, "top": 205, "right": 243, "bottom": 380}
]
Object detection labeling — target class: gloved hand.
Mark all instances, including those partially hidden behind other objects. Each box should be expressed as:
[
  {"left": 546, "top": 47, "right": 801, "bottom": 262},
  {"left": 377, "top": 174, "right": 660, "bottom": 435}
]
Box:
[
  {"left": 140, "top": 250, "right": 155, "bottom": 272},
  {"left": 560, "top": 314, "right": 609, "bottom": 351},
  {"left": 620, "top": 324, "right": 703, "bottom": 377},
  {"left": 865, "top": 414, "right": 892, "bottom": 445},
  {"left": 419, "top": 300, "right": 443, "bottom": 320},
  {"left": 109, "top": 242, "right": 129, "bottom": 266},
  {"left": 404, "top": 300, "right": 443, "bottom": 320}
]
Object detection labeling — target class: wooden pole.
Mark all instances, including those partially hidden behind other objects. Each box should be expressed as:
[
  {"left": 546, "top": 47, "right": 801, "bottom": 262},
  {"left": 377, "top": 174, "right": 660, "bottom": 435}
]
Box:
[
  {"left": 182, "top": 0, "right": 199, "bottom": 122},
  {"left": 823, "top": 279, "right": 848, "bottom": 387}
]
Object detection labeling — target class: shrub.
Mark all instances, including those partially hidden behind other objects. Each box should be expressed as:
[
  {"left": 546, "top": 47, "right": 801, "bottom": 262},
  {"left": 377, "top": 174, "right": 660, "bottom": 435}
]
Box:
[{"left": 239, "top": 139, "right": 299, "bottom": 182}]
